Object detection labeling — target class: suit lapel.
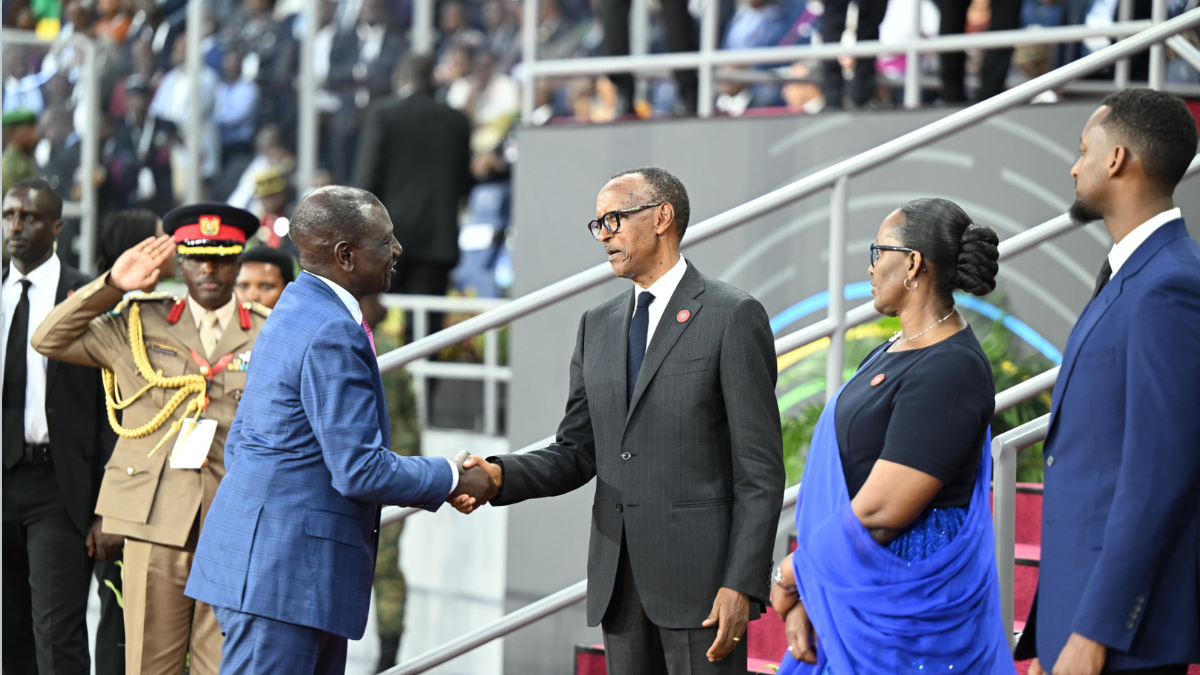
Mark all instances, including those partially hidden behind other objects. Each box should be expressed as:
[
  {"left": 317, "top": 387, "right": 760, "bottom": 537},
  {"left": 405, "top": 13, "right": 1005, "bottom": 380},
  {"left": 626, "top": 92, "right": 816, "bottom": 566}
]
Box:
[
  {"left": 46, "top": 262, "right": 76, "bottom": 389},
  {"left": 610, "top": 290, "right": 635, "bottom": 421},
  {"left": 1047, "top": 221, "right": 1187, "bottom": 431},
  {"left": 625, "top": 265, "right": 705, "bottom": 425},
  {"left": 210, "top": 307, "right": 253, "bottom": 364}
]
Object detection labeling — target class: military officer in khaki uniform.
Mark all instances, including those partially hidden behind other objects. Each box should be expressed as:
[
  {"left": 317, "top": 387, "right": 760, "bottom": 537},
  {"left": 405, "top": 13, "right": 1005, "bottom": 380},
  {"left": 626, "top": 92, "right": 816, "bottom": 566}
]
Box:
[{"left": 32, "top": 203, "right": 267, "bottom": 675}]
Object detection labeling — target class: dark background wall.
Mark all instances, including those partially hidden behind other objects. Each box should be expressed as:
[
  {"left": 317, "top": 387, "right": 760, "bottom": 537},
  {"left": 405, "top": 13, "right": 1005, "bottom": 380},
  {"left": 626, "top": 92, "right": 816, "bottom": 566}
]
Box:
[{"left": 500, "top": 101, "right": 1200, "bottom": 675}]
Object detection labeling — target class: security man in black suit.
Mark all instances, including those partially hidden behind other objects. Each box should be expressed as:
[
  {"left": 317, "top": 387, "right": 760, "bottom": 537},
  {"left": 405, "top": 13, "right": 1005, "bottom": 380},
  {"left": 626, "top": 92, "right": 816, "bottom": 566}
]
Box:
[
  {"left": 463, "top": 167, "right": 784, "bottom": 674},
  {"left": 354, "top": 52, "right": 472, "bottom": 338},
  {"left": 3, "top": 178, "right": 125, "bottom": 675}
]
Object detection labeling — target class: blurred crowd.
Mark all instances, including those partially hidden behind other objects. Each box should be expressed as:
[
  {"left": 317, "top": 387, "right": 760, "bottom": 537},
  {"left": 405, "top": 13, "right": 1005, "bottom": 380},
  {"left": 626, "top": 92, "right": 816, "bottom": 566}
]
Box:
[{"left": 3, "top": 0, "right": 1198, "bottom": 272}]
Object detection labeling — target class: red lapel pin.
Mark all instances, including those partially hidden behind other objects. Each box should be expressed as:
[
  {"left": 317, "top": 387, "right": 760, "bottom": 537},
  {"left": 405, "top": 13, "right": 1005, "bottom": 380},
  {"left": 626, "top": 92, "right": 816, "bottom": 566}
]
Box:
[
  {"left": 871, "top": 373, "right": 886, "bottom": 386},
  {"left": 67, "top": 289, "right": 74, "bottom": 297},
  {"left": 677, "top": 310, "right": 690, "bottom": 323}
]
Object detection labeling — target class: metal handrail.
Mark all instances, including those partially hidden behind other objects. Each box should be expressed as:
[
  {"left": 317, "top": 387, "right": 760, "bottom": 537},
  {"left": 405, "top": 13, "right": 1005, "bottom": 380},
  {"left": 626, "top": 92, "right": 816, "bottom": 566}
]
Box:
[
  {"left": 376, "top": 8, "right": 1200, "bottom": 377},
  {"left": 527, "top": 22, "right": 1153, "bottom": 78},
  {"left": 383, "top": 369, "right": 1063, "bottom": 674},
  {"left": 992, "top": 414, "right": 1052, "bottom": 648}
]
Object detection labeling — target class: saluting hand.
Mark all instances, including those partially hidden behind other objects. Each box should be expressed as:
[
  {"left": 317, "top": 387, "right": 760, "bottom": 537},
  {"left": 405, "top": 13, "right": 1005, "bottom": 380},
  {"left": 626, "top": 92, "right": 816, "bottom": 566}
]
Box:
[
  {"left": 108, "top": 235, "right": 174, "bottom": 293},
  {"left": 703, "top": 587, "right": 749, "bottom": 662}
]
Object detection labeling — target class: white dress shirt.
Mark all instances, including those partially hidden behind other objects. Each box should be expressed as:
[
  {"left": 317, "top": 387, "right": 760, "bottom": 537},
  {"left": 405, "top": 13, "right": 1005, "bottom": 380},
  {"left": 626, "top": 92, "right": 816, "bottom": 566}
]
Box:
[
  {"left": 1107, "top": 207, "right": 1182, "bottom": 279},
  {"left": 632, "top": 255, "right": 689, "bottom": 354},
  {"left": 1, "top": 255, "right": 61, "bottom": 444},
  {"left": 305, "top": 272, "right": 459, "bottom": 493}
]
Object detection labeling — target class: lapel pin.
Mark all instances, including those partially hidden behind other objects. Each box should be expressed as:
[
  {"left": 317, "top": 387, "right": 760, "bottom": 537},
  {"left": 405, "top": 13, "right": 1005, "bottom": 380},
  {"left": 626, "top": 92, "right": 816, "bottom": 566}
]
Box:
[
  {"left": 67, "top": 289, "right": 74, "bottom": 297},
  {"left": 871, "top": 373, "right": 886, "bottom": 386},
  {"left": 677, "top": 310, "right": 690, "bottom": 323}
]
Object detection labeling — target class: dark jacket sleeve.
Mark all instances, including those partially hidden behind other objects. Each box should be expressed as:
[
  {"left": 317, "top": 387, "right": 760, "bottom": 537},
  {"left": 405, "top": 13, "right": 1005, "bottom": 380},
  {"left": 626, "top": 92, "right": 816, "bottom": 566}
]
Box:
[
  {"left": 490, "top": 313, "right": 597, "bottom": 505},
  {"left": 718, "top": 297, "right": 785, "bottom": 603}
]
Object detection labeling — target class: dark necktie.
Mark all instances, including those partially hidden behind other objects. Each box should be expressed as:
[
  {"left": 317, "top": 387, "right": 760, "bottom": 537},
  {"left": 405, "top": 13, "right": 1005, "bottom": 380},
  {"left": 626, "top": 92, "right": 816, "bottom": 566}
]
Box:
[
  {"left": 4, "top": 279, "right": 32, "bottom": 468},
  {"left": 627, "top": 291, "right": 655, "bottom": 405},
  {"left": 1092, "top": 259, "right": 1113, "bottom": 300}
]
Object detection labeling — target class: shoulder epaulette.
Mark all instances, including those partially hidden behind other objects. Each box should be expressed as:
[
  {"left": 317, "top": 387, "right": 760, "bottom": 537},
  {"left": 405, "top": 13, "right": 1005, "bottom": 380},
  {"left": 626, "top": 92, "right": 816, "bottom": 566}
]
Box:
[
  {"left": 249, "top": 302, "right": 271, "bottom": 317},
  {"left": 110, "top": 292, "right": 179, "bottom": 317},
  {"left": 237, "top": 301, "right": 271, "bottom": 330}
]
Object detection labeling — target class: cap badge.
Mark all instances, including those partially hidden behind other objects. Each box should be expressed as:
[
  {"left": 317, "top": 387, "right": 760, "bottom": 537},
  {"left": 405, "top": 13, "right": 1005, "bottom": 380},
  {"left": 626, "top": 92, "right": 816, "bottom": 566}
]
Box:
[
  {"left": 677, "top": 310, "right": 690, "bottom": 323},
  {"left": 198, "top": 215, "right": 221, "bottom": 237},
  {"left": 871, "top": 373, "right": 886, "bottom": 386}
]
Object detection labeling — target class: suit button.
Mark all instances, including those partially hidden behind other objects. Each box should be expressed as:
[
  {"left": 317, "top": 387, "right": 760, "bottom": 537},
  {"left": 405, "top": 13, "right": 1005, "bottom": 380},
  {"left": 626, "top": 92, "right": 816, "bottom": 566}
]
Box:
[
  {"left": 1135, "top": 595, "right": 1145, "bottom": 604},
  {"left": 1046, "top": 455, "right": 1055, "bottom": 467},
  {"left": 126, "top": 467, "right": 135, "bottom": 475},
  {"left": 621, "top": 452, "right": 631, "bottom": 461},
  {"left": 615, "top": 504, "right": 623, "bottom": 513},
  {"left": 1125, "top": 620, "right": 1135, "bottom": 629}
]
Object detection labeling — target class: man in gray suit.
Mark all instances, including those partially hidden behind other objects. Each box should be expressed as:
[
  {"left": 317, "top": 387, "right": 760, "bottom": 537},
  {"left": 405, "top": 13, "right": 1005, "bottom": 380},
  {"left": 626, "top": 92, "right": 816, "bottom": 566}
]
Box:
[{"left": 464, "top": 167, "right": 784, "bottom": 673}]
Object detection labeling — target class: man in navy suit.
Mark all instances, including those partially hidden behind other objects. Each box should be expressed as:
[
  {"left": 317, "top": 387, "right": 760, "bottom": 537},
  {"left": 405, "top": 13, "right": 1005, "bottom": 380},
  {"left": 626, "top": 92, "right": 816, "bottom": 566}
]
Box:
[
  {"left": 184, "top": 186, "right": 496, "bottom": 674},
  {"left": 1016, "top": 89, "right": 1200, "bottom": 675}
]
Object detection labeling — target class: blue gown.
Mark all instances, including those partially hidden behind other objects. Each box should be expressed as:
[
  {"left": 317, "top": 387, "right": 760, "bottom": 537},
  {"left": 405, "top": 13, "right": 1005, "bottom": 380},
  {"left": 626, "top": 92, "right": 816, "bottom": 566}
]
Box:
[{"left": 777, "top": 353, "right": 1014, "bottom": 675}]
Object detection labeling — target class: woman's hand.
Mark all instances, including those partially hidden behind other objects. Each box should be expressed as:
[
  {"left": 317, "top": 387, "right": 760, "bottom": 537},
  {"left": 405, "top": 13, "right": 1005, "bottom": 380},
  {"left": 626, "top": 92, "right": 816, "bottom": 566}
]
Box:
[
  {"left": 784, "top": 600, "right": 818, "bottom": 664},
  {"left": 770, "top": 553, "right": 798, "bottom": 617}
]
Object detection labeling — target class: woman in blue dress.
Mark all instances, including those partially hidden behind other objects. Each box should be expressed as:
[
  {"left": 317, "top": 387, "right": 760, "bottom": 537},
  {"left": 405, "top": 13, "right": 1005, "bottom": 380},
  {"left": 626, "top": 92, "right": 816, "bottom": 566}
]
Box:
[{"left": 771, "top": 198, "right": 1015, "bottom": 674}]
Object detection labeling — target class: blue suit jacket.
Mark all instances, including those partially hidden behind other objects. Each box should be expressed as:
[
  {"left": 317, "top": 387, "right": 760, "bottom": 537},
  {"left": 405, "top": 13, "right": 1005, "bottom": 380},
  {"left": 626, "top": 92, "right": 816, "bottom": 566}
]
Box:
[
  {"left": 185, "top": 273, "right": 454, "bottom": 639},
  {"left": 1025, "top": 220, "right": 1200, "bottom": 668}
]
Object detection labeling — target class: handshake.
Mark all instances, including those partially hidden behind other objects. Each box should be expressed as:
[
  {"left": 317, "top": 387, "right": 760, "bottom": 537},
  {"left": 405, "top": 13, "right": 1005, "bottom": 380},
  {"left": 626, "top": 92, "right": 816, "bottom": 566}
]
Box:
[{"left": 447, "top": 451, "right": 503, "bottom": 514}]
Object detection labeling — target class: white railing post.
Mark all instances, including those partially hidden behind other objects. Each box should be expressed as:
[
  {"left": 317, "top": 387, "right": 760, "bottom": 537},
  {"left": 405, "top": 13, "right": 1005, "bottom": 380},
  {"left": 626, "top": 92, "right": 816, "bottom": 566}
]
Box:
[
  {"left": 991, "top": 414, "right": 1050, "bottom": 649},
  {"left": 185, "top": 0, "right": 204, "bottom": 203},
  {"left": 412, "top": 0, "right": 436, "bottom": 54},
  {"left": 78, "top": 36, "right": 99, "bottom": 276},
  {"left": 631, "top": 0, "right": 650, "bottom": 105},
  {"left": 698, "top": 0, "right": 720, "bottom": 118},
  {"left": 483, "top": 328, "right": 499, "bottom": 435},
  {"left": 825, "top": 177, "right": 848, "bottom": 401},
  {"left": 1114, "top": 0, "right": 1134, "bottom": 88},
  {"left": 1149, "top": 0, "right": 1168, "bottom": 89},
  {"left": 297, "top": 0, "right": 318, "bottom": 194},
  {"left": 413, "top": 309, "right": 430, "bottom": 429},
  {"left": 904, "top": 0, "right": 922, "bottom": 108},
  {"left": 521, "top": 0, "right": 540, "bottom": 123}
]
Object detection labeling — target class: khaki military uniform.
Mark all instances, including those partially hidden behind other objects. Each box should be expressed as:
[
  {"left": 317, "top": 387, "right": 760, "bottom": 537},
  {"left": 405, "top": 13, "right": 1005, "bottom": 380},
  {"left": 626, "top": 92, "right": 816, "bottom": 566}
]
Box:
[{"left": 31, "top": 272, "right": 268, "bottom": 675}]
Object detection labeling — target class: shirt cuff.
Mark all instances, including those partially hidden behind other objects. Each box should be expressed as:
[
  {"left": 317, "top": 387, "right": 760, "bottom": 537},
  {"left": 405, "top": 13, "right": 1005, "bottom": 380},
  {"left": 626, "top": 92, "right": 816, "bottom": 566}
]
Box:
[{"left": 445, "top": 457, "right": 459, "bottom": 496}]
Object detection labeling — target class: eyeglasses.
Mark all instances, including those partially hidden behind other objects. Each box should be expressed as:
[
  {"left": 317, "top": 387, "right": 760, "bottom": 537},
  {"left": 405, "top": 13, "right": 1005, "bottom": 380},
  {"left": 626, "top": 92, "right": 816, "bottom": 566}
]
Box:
[
  {"left": 870, "top": 244, "right": 916, "bottom": 267},
  {"left": 587, "top": 203, "right": 663, "bottom": 240}
]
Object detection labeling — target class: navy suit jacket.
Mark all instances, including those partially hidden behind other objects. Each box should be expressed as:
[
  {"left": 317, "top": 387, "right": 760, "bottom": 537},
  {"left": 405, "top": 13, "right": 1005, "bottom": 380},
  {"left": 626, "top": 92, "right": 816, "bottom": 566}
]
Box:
[
  {"left": 185, "top": 272, "right": 454, "bottom": 639},
  {"left": 1019, "top": 220, "right": 1200, "bottom": 668}
]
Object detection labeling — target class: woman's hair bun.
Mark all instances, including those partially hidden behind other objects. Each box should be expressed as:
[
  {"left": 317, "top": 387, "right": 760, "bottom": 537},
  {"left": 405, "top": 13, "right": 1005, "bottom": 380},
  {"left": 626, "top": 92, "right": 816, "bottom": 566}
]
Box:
[{"left": 954, "top": 223, "right": 1000, "bottom": 296}]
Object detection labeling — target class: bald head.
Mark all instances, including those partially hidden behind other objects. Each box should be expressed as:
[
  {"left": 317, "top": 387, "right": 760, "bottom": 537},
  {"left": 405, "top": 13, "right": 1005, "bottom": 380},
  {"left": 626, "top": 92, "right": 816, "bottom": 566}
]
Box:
[
  {"left": 290, "top": 185, "right": 402, "bottom": 299},
  {"left": 291, "top": 186, "right": 381, "bottom": 266}
]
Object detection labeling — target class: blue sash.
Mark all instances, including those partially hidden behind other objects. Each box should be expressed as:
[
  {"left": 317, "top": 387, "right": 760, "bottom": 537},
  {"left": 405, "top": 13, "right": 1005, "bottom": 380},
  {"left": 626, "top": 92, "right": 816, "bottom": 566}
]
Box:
[{"left": 778, "top": 353, "right": 1014, "bottom": 675}]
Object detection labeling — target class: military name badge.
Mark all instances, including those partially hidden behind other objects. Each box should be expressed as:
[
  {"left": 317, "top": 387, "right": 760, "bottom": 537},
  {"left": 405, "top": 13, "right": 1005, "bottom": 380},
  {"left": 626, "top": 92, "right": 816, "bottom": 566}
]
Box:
[{"left": 147, "top": 342, "right": 178, "bottom": 357}]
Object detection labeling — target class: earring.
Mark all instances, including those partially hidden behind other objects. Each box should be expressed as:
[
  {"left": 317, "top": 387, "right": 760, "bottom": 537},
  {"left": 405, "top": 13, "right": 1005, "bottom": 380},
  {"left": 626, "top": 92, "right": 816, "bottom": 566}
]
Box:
[{"left": 903, "top": 277, "right": 918, "bottom": 291}]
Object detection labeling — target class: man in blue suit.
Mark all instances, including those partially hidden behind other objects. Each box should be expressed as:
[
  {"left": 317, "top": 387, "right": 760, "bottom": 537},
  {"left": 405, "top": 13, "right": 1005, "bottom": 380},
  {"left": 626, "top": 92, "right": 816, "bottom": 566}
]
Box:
[
  {"left": 185, "top": 186, "right": 496, "bottom": 674},
  {"left": 1016, "top": 89, "right": 1200, "bottom": 675}
]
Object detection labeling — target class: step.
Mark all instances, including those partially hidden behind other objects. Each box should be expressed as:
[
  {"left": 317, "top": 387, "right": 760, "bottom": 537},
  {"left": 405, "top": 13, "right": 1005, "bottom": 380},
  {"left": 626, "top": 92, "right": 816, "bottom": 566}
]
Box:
[{"left": 1014, "top": 543, "right": 1041, "bottom": 567}]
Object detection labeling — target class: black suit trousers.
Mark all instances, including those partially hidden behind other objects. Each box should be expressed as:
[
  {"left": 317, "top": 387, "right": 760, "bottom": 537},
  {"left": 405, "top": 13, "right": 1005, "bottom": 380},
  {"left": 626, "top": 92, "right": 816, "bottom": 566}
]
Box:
[
  {"left": 601, "top": 537, "right": 748, "bottom": 675},
  {"left": 935, "top": 0, "right": 1022, "bottom": 101},
  {"left": 602, "top": 0, "right": 699, "bottom": 111},
  {"left": 2, "top": 463, "right": 94, "bottom": 675},
  {"left": 820, "top": 0, "right": 889, "bottom": 106}
]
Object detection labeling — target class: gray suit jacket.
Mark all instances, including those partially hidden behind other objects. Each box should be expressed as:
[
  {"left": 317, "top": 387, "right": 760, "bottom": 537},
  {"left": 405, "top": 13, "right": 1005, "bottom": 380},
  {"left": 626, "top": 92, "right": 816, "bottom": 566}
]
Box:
[{"left": 491, "top": 262, "right": 784, "bottom": 629}]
